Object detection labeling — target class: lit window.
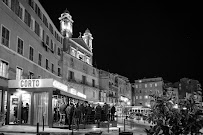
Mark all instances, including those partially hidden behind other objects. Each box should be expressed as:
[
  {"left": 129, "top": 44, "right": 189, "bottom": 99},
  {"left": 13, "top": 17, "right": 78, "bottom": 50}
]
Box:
[
  {"left": 1, "top": 26, "right": 10, "bottom": 47},
  {"left": 155, "top": 83, "right": 157, "bottom": 87},
  {"left": 145, "top": 95, "right": 148, "bottom": 99},
  {"left": 145, "top": 84, "right": 147, "bottom": 88},
  {"left": 16, "top": 67, "right": 23, "bottom": 80},
  {"left": 136, "top": 96, "right": 138, "bottom": 99},
  {"left": 0, "top": 60, "right": 9, "bottom": 78}
]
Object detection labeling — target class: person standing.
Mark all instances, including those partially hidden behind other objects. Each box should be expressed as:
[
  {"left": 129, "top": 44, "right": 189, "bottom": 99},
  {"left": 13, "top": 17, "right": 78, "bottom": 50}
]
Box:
[
  {"left": 74, "top": 103, "right": 81, "bottom": 130},
  {"left": 95, "top": 103, "right": 102, "bottom": 127},
  {"left": 111, "top": 105, "right": 116, "bottom": 121},
  {"left": 103, "top": 102, "right": 109, "bottom": 121}
]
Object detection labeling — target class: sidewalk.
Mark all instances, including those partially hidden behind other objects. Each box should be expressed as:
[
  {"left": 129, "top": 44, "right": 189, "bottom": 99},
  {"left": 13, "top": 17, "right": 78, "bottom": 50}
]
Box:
[{"left": 0, "top": 123, "right": 147, "bottom": 135}]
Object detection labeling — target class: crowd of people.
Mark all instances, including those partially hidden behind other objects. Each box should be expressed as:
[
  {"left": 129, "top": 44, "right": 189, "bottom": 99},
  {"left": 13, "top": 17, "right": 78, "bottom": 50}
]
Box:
[{"left": 53, "top": 101, "right": 116, "bottom": 130}]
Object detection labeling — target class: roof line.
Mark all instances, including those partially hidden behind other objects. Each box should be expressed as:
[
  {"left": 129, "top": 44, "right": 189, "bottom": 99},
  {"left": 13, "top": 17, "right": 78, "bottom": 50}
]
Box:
[{"left": 69, "top": 38, "right": 93, "bottom": 55}]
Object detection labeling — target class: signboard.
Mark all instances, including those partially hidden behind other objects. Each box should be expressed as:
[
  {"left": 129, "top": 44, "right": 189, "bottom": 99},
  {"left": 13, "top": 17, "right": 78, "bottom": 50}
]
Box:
[
  {"left": 12, "top": 98, "right": 18, "bottom": 105},
  {"left": 19, "top": 79, "right": 40, "bottom": 88}
]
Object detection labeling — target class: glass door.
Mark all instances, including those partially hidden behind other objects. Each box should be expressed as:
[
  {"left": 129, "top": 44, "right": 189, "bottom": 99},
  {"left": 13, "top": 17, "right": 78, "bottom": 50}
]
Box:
[
  {"left": 33, "top": 92, "right": 49, "bottom": 125},
  {"left": 9, "top": 90, "right": 31, "bottom": 124}
]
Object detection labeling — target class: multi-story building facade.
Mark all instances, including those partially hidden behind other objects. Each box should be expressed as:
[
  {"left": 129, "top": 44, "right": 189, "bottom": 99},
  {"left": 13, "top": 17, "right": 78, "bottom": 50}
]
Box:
[
  {"left": 59, "top": 11, "right": 100, "bottom": 103},
  {"left": 99, "top": 70, "right": 117, "bottom": 105},
  {"left": 164, "top": 82, "right": 179, "bottom": 104},
  {"left": 132, "top": 77, "right": 163, "bottom": 107},
  {"left": 0, "top": 0, "right": 98, "bottom": 128},
  {"left": 115, "top": 74, "right": 131, "bottom": 106},
  {"left": 176, "top": 78, "right": 202, "bottom": 105}
]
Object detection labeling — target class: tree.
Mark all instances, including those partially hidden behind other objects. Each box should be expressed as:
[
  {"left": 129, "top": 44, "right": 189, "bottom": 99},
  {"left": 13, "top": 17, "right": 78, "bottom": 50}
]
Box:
[{"left": 145, "top": 93, "right": 203, "bottom": 135}]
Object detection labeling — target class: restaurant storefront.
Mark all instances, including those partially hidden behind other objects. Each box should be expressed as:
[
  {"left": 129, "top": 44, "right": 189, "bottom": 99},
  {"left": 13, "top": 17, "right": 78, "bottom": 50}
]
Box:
[{"left": 7, "top": 79, "right": 87, "bottom": 128}]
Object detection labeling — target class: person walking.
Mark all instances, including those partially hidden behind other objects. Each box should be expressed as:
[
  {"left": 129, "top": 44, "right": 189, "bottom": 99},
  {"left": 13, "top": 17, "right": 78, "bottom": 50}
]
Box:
[{"left": 65, "top": 103, "right": 74, "bottom": 130}]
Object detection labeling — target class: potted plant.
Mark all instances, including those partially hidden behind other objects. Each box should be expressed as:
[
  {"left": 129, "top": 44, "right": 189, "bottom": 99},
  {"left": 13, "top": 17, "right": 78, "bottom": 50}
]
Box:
[{"left": 0, "top": 112, "right": 5, "bottom": 127}]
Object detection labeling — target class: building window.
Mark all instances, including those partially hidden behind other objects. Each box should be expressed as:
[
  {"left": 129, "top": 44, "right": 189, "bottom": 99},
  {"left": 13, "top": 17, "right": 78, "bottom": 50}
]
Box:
[
  {"left": 50, "top": 40, "right": 54, "bottom": 51},
  {"left": 93, "top": 91, "right": 95, "bottom": 98},
  {"left": 30, "top": 16, "right": 35, "bottom": 31},
  {"left": 145, "top": 84, "right": 147, "bottom": 88},
  {"left": 29, "top": 46, "right": 34, "bottom": 61},
  {"left": 82, "top": 75, "right": 86, "bottom": 84},
  {"left": 11, "top": 0, "right": 19, "bottom": 15},
  {"left": 139, "top": 96, "right": 142, "bottom": 99},
  {"left": 16, "top": 67, "right": 23, "bottom": 80},
  {"left": 45, "top": 59, "right": 49, "bottom": 70},
  {"left": 28, "top": 71, "right": 34, "bottom": 79},
  {"left": 58, "top": 67, "right": 61, "bottom": 76},
  {"left": 139, "top": 84, "right": 142, "bottom": 88},
  {"left": 136, "top": 96, "right": 138, "bottom": 99},
  {"left": 46, "top": 35, "right": 49, "bottom": 46},
  {"left": 18, "top": 3, "right": 24, "bottom": 20},
  {"left": 38, "top": 53, "right": 42, "bottom": 66},
  {"left": 92, "top": 79, "right": 95, "bottom": 87},
  {"left": 51, "top": 63, "right": 54, "bottom": 73},
  {"left": 69, "top": 71, "right": 74, "bottom": 80},
  {"left": 144, "top": 95, "right": 148, "bottom": 99},
  {"left": 2, "top": 0, "right": 10, "bottom": 7},
  {"left": 155, "top": 83, "right": 157, "bottom": 87},
  {"left": 57, "top": 47, "right": 61, "bottom": 56},
  {"left": 17, "top": 37, "right": 23, "bottom": 55},
  {"left": 34, "top": 21, "right": 40, "bottom": 36},
  {"left": 1, "top": 25, "right": 10, "bottom": 47},
  {"left": 150, "top": 83, "right": 153, "bottom": 87},
  {"left": 28, "top": 0, "right": 34, "bottom": 9},
  {"left": 24, "top": 9, "right": 31, "bottom": 27},
  {"left": 43, "top": 14, "right": 48, "bottom": 28},
  {"left": 140, "top": 90, "right": 142, "bottom": 93},
  {"left": 0, "top": 60, "right": 9, "bottom": 78},
  {"left": 135, "top": 85, "right": 138, "bottom": 88}
]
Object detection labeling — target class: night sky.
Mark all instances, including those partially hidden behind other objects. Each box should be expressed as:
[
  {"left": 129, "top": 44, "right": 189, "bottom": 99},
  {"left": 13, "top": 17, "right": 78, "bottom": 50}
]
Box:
[{"left": 38, "top": 1, "right": 203, "bottom": 84}]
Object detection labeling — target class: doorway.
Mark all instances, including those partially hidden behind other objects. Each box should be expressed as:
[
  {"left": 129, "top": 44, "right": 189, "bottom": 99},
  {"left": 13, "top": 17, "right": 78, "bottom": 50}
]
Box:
[{"left": 9, "top": 89, "right": 31, "bottom": 124}]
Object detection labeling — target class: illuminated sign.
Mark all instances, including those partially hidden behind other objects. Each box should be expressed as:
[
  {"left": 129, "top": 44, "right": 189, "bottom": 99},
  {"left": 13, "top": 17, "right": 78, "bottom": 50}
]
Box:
[
  {"left": 120, "top": 96, "right": 128, "bottom": 102},
  {"left": 53, "top": 80, "right": 68, "bottom": 92},
  {"left": 70, "top": 88, "right": 77, "bottom": 95},
  {"left": 19, "top": 79, "right": 40, "bottom": 88},
  {"left": 77, "top": 92, "right": 86, "bottom": 99}
]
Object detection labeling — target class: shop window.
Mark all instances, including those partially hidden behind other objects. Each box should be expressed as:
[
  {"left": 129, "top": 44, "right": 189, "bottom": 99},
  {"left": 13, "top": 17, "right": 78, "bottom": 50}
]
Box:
[
  {"left": 1, "top": 25, "right": 10, "bottom": 47},
  {"left": 33, "top": 92, "right": 48, "bottom": 125},
  {"left": 0, "top": 60, "right": 9, "bottom": 78}
]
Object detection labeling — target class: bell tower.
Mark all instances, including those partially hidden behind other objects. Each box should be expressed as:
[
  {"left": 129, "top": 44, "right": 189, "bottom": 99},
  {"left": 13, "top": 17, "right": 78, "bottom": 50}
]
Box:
[
  {"left": 82, "top": 29, "right": 93, "bottom": 52},
  {"left": 59, "top": 9, "right": 73, "bottom": 38}
]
